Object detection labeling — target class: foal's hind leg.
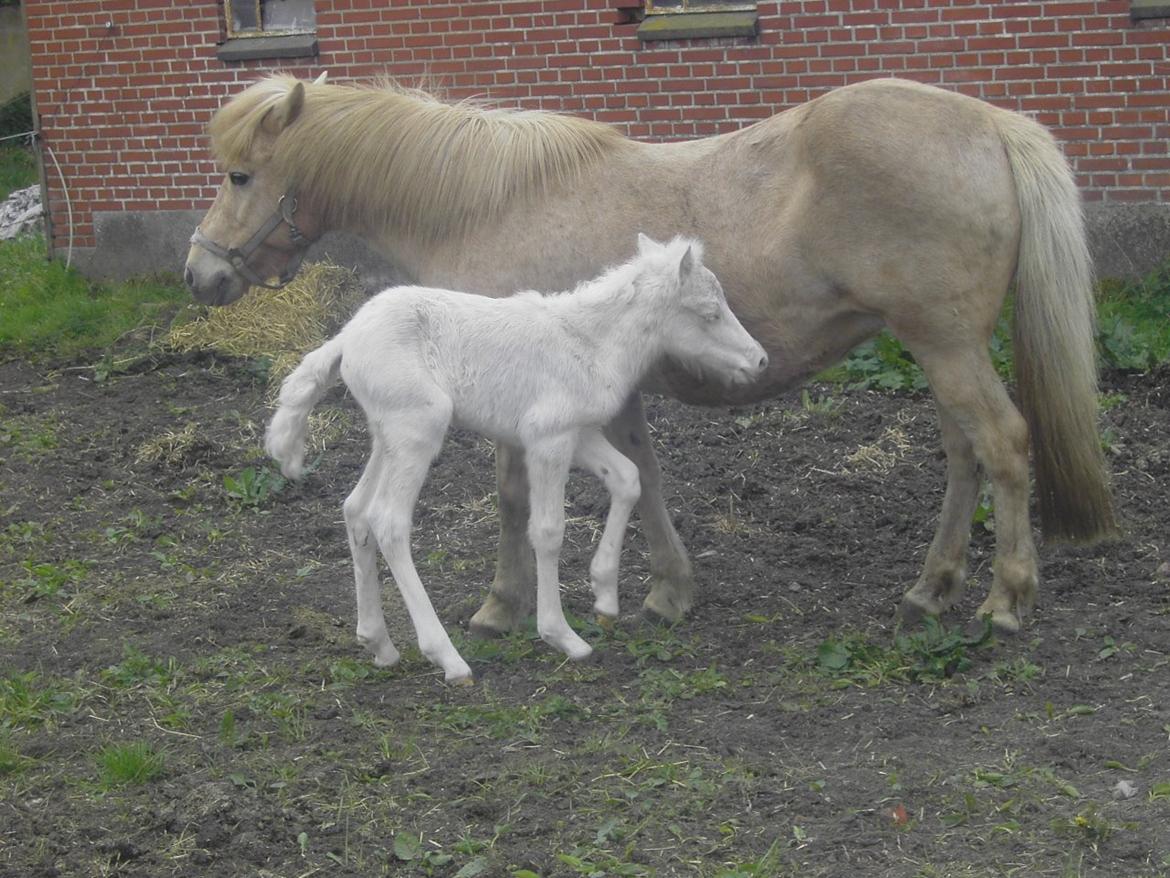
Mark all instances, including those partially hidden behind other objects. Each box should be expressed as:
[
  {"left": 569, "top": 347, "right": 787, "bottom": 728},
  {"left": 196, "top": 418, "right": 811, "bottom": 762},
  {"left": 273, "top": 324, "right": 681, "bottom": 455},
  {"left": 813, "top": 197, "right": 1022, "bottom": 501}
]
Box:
[
  {"left": 899, "top": 406, "right": 981, "bottom": 624},
  {"left": 911, "top": 350, "right": 1038, "bottom": 633},
  {"left": 604, "top": 394, "right": 695, "bottom": 623},
  {"left": 344, "top": 446, "right": 401, "bottom": 668},
  {"left": 573, "top": 427, "right": 641, "bottom": 621},
  {"left": 371, "top": 411, "right": 473, "bottom": 683}
]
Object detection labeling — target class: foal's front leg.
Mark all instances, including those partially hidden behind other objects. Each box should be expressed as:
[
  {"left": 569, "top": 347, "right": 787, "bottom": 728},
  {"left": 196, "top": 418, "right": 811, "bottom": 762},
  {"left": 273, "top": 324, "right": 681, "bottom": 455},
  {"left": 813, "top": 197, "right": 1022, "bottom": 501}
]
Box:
[
  {"left": 573, "top": 428, "right": 641, "bottom": 620},
  {"left": 526, "top": 437, "right": 592, "bottom": 661}
]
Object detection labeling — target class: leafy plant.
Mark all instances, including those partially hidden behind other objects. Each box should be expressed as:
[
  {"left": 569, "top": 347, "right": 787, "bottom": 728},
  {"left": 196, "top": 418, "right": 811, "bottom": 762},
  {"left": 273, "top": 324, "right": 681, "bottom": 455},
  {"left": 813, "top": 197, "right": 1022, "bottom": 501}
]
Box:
[
  {"left": 224, "top": 465, "right": 286, "bottom": 508},
  {"left": 817, "top": 617, "right": 993, "bottom": 685}
]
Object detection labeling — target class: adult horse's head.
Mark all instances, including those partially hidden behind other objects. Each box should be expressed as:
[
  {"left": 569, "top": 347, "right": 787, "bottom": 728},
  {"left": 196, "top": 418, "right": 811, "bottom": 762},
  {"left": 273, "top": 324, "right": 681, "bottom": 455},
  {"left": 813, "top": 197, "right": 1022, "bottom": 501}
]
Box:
[{"left": 184, "top": 75, "right": 326, "bottom": 306}]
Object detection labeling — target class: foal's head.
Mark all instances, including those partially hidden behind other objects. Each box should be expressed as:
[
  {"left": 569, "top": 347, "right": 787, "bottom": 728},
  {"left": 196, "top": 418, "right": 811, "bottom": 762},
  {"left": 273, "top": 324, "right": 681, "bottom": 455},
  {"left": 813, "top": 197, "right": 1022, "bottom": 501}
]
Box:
[{"left": 636, "top": 234, "right": 768, "bottom": 386}]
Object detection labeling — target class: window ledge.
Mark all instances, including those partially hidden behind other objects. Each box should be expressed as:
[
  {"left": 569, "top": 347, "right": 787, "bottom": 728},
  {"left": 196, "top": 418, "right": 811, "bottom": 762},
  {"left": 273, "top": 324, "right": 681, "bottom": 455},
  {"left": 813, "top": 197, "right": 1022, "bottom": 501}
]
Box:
[
  {"left": 1132, "top": 0, "right": 1170, "bottom": 19},
  {"left": 636, "top": 10, "right": 758, "bottom": 41},
  {"left": 217, "top": 33, "right": 318, "bottom": 62}
]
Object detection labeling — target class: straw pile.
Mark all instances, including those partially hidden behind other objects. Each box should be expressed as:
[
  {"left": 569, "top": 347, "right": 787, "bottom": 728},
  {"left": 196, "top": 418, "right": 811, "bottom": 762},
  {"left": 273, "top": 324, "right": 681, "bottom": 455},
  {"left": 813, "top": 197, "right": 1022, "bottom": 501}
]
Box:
[{"left": 168, "top": 261, "right": 366, "bottom": 395}]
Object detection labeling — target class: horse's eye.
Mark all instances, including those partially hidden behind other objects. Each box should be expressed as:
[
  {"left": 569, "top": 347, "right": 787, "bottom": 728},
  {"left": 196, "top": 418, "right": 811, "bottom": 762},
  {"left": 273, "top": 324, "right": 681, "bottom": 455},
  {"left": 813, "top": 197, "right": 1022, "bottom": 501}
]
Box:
[{"left": 228, "top": 172, "right": 250, "bottom": 186}]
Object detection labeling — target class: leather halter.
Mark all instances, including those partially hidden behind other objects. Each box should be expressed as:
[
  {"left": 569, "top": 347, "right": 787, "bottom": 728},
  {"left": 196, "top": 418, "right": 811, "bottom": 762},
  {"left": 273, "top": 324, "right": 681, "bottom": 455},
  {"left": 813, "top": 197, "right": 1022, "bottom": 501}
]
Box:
[{"left": 190, "top": 193, "right": 311, "bottom": 290}]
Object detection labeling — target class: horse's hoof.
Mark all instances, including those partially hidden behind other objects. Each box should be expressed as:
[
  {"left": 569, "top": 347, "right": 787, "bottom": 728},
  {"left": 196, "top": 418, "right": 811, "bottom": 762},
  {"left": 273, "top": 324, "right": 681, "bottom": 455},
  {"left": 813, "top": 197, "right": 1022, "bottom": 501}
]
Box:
[
  {"left": 468, "top": 593, "right": 526, "bottom": 638},
  {"left": 447, "top": 673, "right": 475, "bottom": 687},
  {"left": 642, "top": 578, "right": 692, "bottom": 625},
  {"left": 595, "top": 613, "right": 617, "bottom": 632},
  {"left": 980, "top": 608, "right": 1021, "bottom": 635},
  {"left": 896, "top": 594, "right": 936, "bottom": 629}
]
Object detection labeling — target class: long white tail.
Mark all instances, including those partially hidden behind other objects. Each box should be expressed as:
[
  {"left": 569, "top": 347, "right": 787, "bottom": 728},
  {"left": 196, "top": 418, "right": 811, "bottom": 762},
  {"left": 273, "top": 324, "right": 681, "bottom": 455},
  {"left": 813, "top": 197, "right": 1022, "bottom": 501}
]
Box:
[{"left": 265, "top": 336, "right": 344, "bottom": 479}]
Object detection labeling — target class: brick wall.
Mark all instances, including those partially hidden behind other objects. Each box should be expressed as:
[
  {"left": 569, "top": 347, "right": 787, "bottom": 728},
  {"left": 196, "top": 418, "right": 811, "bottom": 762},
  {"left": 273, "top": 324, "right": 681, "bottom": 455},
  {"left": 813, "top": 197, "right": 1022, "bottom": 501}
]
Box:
[{"left": 22, "top": 0, "right": 1170, "bottom": 255}]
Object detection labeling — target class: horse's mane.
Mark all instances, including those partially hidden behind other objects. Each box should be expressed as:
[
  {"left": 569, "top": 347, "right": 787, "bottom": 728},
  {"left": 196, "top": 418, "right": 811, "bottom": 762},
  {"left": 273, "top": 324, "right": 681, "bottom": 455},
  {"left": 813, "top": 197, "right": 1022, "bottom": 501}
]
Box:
[{"left": 209, "top": 75, "right": 628, "bottom": 243}]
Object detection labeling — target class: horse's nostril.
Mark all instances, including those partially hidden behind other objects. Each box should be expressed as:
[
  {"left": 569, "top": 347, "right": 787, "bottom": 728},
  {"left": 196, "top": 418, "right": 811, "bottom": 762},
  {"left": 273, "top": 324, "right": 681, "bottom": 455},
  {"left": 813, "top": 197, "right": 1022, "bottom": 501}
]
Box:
[
  {"left": 184, "top": 267, "right": 195, "bottom": 289},
  {"left": 758, "top": 354, "right": 769, "bottom": 370}
]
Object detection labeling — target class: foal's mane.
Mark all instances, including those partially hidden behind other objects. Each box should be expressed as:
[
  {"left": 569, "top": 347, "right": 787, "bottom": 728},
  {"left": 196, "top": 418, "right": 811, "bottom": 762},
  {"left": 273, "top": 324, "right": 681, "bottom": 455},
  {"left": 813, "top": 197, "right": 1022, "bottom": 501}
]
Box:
[{"left": 209, "top": 75, "right": 628, "bottom": 243}]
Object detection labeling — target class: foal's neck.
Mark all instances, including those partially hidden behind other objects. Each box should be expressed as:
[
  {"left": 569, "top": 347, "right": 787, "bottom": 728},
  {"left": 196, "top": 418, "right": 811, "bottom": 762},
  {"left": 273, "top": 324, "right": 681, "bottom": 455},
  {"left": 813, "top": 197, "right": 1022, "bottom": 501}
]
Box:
[{"left": 552, "top": 272, "right": 665, "bottom": 384}]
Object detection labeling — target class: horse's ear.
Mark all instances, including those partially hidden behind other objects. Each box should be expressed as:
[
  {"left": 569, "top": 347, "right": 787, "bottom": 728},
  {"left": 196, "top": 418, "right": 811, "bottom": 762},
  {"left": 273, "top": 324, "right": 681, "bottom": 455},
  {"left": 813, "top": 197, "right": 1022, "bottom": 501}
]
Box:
[
  {"left": 263, "top": 82, "right": 306, "bottom": 135},
  {"left": 678, "top": 244, "right": 695, "bottom": 280},
  {"left": 313, "top": 71, "right": 328, "bottom": 85},
  {"left": 637, "top": 232, "right": 653, "bottom": 255}
]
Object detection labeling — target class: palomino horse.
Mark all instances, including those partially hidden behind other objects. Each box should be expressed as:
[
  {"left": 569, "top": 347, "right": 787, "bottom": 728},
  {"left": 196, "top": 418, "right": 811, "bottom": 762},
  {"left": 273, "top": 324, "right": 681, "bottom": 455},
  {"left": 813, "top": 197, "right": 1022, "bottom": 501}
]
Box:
[
  {"left": 265, "top": 235, "right": 767, "bottom": 681},
  {"left": 186, "top": 74, "right": 1117, "bottom": 634}
]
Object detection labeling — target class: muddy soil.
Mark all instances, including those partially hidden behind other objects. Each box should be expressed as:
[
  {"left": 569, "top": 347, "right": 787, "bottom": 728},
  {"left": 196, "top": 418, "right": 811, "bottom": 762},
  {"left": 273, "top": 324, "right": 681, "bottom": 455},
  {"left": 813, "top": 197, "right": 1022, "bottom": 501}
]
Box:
[{"left": 0, "top": 352, "right": 1167, "bottom": 877}]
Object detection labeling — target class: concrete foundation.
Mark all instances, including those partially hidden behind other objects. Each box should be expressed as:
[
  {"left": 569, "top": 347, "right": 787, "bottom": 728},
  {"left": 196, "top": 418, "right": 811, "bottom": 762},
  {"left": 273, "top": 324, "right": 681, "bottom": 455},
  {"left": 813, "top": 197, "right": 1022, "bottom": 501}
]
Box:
[{"left": 66, "top": 201, "right": 1170, "bottom": 291}]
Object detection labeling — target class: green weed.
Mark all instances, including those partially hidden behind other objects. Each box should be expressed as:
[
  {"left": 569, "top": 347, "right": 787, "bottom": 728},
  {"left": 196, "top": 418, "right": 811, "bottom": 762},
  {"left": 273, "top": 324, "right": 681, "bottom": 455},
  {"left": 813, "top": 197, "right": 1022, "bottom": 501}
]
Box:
[
  {"left": 816, "top": 617, "right": 993, "bottom": 686},
  {"left": 0, "top": 144, "right": 36, "bottom": 201},
  {"left": 224, "top": 465, "right": 287, "bottom": 508}
]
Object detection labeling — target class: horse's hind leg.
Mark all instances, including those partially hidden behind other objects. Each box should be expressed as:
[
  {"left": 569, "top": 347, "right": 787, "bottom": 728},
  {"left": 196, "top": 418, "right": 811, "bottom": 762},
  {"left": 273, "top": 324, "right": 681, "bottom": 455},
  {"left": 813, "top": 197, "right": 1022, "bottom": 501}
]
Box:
[
  {"left": 371, "top": 409, "right": 472, "bottom": 683},
  {"left": 603, "top": 394, "right": 695, "bottom": 623},
  {"left": 911, "top": 349, "right": 1038, "bottom": 633},
  {"left": 344, "top": 446, "right": 401, "bottom": 668},
  {"left": 573, "top": 427, "right": 641, "bottom": 621},
  {"left": 899, "top": 406, "right": 981, "bottom": 624},
  {"left": 468, "top": 442, "right": 536, "bottom": 637}
]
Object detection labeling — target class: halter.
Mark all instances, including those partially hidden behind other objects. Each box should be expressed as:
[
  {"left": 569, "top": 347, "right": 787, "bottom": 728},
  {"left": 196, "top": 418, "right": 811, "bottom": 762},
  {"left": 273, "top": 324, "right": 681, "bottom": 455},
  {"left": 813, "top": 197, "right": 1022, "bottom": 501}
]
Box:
[{"left": 190, "top": 192, "right": 311, "bottom": 290}]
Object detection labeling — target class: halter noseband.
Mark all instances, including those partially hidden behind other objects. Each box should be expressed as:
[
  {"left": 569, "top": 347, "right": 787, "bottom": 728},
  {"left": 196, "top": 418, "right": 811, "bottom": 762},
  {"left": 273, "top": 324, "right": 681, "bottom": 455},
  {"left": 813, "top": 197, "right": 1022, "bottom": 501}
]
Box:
[{"left": 190, "top": 193, "right": 311, "bottom": 290}]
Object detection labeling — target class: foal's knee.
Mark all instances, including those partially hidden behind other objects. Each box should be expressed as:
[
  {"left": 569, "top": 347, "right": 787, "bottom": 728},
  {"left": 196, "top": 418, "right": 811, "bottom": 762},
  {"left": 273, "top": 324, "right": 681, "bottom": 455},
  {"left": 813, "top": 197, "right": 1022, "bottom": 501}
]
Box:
[
  {"left": 611, "top": 457, "right": 641, "bottom": 508},
  {"left": 528, "top": 517, "right": 565, "bottom": 556}
]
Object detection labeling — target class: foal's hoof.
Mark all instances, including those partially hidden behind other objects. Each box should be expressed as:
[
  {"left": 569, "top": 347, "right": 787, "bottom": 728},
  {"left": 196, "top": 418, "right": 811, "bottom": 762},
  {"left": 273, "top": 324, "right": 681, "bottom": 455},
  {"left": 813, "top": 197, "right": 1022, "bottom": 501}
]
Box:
[
  {"left": 447, "top": 673, "right": 475, "bottom": 687},
  {"left": 595, "top": 613, "right": 617, "bottom": 632},
  {"left": 978, "top": 608, "right": 1022, "bottom": 635}
]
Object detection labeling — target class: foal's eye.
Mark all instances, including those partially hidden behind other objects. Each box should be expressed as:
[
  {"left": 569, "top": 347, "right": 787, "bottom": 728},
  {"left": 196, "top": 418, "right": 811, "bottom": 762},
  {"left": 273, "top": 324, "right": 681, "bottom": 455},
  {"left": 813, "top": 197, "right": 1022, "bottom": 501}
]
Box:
[{"left": 228, "top": 171, "right": 251, "bottom": 186}]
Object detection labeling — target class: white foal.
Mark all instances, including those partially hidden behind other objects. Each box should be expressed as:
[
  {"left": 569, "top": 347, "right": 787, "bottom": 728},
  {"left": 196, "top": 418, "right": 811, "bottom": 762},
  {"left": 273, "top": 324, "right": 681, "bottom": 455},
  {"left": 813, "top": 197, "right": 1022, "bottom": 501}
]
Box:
[{"left": 266, "top": 234, "right": 767, "bottom": 682}]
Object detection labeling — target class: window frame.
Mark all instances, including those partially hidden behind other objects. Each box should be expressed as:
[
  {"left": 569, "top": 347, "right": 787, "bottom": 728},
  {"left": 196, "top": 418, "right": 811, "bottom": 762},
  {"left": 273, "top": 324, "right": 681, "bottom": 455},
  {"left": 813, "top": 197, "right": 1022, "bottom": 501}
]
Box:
[
  {"left": 645, "top": 0, "right": 757, "bottom": 13},
  {"left": 223, "top": 0, "right": 316, "bottom": 40}
]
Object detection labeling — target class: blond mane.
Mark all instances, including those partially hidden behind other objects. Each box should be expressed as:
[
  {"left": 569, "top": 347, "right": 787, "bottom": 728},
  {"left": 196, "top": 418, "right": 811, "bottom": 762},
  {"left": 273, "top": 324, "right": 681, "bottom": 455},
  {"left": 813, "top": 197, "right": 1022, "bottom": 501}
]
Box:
[{"left": 209, "top": 75, "right": 628, "bottom": 243}]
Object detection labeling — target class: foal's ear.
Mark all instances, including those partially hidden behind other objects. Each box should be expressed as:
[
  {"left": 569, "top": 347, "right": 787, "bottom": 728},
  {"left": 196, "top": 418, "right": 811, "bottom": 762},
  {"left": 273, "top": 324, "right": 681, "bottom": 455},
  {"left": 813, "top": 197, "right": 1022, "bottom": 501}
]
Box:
[
  {"left": 636, "top": 232, "right": 655, "bottom": 255},
  {"left": 313, "top": 71, "right": 329, "bottom": 85},
  {"left": 678, "top": 244, "right": 695, "bottom": 281},
  {"left": 262, "top": 82, "right": 307, "bottom": 136}
]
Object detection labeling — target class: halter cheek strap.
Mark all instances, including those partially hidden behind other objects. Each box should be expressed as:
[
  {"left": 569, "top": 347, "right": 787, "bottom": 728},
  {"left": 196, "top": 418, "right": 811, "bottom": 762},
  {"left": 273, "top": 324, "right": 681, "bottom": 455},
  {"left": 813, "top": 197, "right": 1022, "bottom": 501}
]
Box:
[{"left": 190, "top": 193, "right": 311, "bottom": 290}]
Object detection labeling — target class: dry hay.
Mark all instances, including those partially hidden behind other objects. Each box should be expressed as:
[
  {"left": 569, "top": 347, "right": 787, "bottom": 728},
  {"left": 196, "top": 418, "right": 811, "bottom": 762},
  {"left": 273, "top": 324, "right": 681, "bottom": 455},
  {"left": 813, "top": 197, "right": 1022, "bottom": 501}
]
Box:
[{"left": 167, "top": 261, "right": 366, "bottom": 395}]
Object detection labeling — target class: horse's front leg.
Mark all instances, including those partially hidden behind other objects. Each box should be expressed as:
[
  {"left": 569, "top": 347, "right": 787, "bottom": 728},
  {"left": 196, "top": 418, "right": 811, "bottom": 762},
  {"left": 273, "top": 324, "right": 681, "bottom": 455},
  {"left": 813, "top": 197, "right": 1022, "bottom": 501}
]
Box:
[
  {"left": 604, "top": 393, "right": 695, "bottom": 623},
  {"left": 469, "top": 441, "right": 537, "bottom": 636}
]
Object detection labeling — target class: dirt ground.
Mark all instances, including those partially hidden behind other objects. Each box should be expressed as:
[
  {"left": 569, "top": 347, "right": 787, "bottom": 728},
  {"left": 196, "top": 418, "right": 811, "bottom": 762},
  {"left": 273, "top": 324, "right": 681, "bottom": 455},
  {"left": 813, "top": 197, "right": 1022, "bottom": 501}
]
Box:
[{"left": 1, "top": 349, "right": 1168, "bottom": 877}]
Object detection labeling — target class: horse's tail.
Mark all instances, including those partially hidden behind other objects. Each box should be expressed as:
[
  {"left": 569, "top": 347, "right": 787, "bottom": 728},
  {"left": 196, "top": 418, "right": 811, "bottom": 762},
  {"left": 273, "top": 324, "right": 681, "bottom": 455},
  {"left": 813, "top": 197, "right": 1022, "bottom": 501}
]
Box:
[
  {"left": 994, "top": 110, "right": 1118, "bottom": 542},
  {"left": 265, "top": 335, "right": 344, "bottom": 479}
]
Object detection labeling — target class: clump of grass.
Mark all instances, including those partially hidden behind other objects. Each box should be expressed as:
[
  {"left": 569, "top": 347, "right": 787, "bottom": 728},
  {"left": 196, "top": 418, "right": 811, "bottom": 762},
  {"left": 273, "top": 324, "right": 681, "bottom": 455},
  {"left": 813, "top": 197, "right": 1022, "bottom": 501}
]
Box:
[
  {"left": 0, "top": 234, "right": 187, "bottom": 360},
  {"left": 96, "top": 741, "right": 166, "bottom": 788}
]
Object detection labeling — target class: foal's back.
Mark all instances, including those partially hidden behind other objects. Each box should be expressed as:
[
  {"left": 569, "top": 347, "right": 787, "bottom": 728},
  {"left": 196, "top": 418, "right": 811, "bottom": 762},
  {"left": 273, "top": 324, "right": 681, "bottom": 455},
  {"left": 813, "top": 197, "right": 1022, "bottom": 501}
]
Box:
[{"left": 338, "top": 286, "right": 607, "bottom": 443}]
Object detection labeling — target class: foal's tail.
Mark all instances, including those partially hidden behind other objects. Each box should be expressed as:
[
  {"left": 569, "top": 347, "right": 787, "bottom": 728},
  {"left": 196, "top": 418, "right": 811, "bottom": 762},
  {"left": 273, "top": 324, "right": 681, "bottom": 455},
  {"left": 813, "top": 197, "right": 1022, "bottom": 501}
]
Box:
[
  {"left": 994, "top": 111, "right": 1118, "bottom": 542},
  {"left": 265, "top": 336, "right": 344, "bottom": 480}
]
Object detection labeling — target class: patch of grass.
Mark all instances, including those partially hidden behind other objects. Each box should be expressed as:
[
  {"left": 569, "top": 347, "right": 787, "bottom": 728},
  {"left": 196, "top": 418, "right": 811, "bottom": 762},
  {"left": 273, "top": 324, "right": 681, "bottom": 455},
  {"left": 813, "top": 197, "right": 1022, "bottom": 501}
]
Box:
[
  {"left": 0, "top": 234, "right": 187, "bottom": 360},
  {"left": 0, "top": 671, "right": 83, "bottom": 730},
  {"left": 0, "top": 145, "right": 36, "bottom": 201},
  {"left": 95, "top": 741, "right": 166, "bottom": 788},
  {"left": 1097, "top": 260, "right": 1170, "bottom": 370}
]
